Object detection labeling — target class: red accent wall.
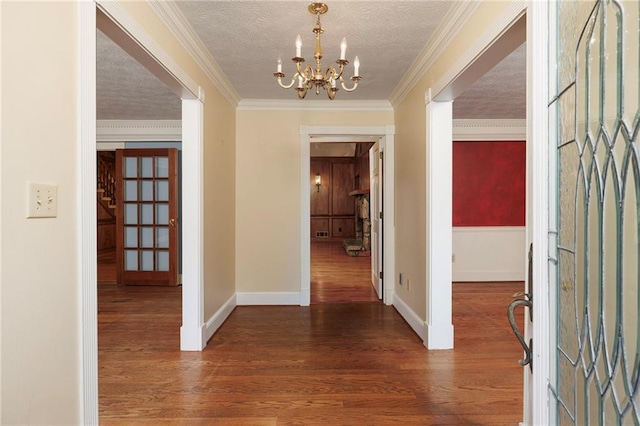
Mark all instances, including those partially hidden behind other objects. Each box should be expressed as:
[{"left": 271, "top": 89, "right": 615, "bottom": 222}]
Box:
[{"left": 453, "top": 141, "right": 525, "bottom": 226}]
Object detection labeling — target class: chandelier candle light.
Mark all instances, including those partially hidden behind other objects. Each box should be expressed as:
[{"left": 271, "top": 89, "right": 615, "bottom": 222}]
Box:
[{"left": 274, "top": 2, "right": 361, "bottom": 100}]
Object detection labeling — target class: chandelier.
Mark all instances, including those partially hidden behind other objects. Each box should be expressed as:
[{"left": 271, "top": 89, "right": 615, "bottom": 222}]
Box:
[{"left": 273, "top": 2, "right": 361, "bottom": 100}]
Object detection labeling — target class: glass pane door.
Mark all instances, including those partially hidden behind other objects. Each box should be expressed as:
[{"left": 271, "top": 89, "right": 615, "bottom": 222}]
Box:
[
  {"left": 116, "top": 149, "right": 178, "bottom": 286},
  {"left": 550, "top": 1, "right": 640, "bottom": 423}
]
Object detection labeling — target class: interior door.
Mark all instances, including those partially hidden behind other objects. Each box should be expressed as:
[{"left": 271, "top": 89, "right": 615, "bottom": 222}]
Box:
[
  {"left": 548, "top": 0, "right": 640, "bottom": 423},
  {"left": 370, "top": 142, "right": 382, "bottom": 298},
  {"left": 115, "top": 148, "right": 179, "bottom": 286}
]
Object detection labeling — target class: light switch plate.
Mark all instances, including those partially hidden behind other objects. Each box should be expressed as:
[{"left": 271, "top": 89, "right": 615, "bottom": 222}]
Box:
[{"left": 27, "top": 182, "right": 58, "bottom": 218}]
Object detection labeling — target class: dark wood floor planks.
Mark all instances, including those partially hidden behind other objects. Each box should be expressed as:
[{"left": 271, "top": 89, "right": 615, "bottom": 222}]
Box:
[{"left": 98, "top": 242, "right": 525, "bottom": 425}]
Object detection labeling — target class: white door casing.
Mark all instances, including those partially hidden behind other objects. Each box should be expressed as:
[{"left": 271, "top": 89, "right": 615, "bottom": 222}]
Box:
[
  {"left": 426, "top": 1, "right": 551, "bottom": 423},
  {"left": 300, "top": 126, "right": 395, "bottom": 306},
  {"left": 526, "top": 1, "right": 550, "bottom": 424},
  {"left": 79, "top": 2, "right": 206, "bottom": 423},
  {"left": 370, "top": 141, "right": 383, "bottom": 298}
]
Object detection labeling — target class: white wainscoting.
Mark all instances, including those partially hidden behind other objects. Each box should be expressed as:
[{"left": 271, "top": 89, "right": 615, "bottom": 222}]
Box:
[{"left": 452, "top": 226, "right": 526, "bottom": 282}]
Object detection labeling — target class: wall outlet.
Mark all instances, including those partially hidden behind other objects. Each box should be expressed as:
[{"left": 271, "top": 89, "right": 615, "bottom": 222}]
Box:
[{"left": 27, "top": 182, "right": 58, "bottom": 218}]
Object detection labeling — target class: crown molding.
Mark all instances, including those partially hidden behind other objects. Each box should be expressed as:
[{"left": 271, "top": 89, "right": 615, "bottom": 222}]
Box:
[
  {"left": 389, "top": 1, "right": 480, "bottom": 107},
  {"left": 452, "top": 119, "right": 526, "bottom": 141},
  {"left": 237, "top": 99, "right": 393, "bottom": 112},
  {"left": 97, "top": 120, "right": 182, "bottom": 141},
  {"left": 431, "top": 1, "right": 526, "bottom": 101},
  {"left": 148, "top": 1, "right": 240, "bottom": 107}
]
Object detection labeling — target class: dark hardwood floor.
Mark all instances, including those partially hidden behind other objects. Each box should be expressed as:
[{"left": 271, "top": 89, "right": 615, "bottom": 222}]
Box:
[{"left": 98, "top": 243, "right": 525, "bottom": 425}]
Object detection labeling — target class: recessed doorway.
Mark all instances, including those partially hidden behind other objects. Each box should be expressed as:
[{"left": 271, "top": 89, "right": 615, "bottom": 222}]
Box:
[{"left": 309, "top": 141, "right": 380, "bottom": 304}]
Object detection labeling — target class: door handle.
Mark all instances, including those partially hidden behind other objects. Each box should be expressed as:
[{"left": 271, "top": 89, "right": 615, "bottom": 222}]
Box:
[
  {"left": 507, "top": 294, "right": 533, "bottom": 370},
  {"left": 169, "top": 218, "right": 176, "bottom": 227}
]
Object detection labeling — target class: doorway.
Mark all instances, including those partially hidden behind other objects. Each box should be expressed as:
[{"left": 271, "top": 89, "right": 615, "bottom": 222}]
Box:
[
  {"left": 79, "top": 4, "right": 206, "bottom": 422},
  {"left": 309, "top": 141, "right": 380, "bottom": 304},
  {"left": 299, "top": 125, "right": 396, "bottom": 307},
  {"left": 425, "top": 3, "right": 550, "bottom": 423}
]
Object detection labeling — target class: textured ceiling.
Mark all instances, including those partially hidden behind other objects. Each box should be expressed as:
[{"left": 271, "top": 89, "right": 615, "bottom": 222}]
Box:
[
  {"left": 453, "top": 43, "right": 526, "bottom": 119},
  {"left": 97, "top": 30, "right": 181, "bottom": 120},
  {"left": 96, "top": 1, "right": 526, "bottom": 120},
  {"left": 176, "top": 0, "right": 453, "bottom": 101}
]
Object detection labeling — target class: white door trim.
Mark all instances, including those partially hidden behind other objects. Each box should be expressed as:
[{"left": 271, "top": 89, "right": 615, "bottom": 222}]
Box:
[
  {"left": 78, "top": 2, "right": 98, "bottom": 423},
  {"left": 425, "top": 98, "right": 454, "bottom": 349},
  {"left": 299, "top": 125, "right": 395, "bottom": 306},
  {"left": 180, "top": 99, "right": 205, "bottom": 351},
  {"left": 424, "top": 0, "right": 550, "bottom": 422},
  {"left": 527, "top": 1, "right": 550, "bottom": 424},
  {"left": 79, "top": 2, "right": 206, "bottom": 422}
]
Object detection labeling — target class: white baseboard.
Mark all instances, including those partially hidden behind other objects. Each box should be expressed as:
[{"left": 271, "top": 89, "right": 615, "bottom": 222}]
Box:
[
  {"left": 202, "top": 293, "right": 236, "bottom": 344},
  {"left": 392, "top": 294, "right": 426, "bottom": 342},
  {"left": 453, "top": 270, "right": 524, "bottom": 282},
  {"left": 300, "top": 287, "right": 310, "bottom": 306},
  {"left": 236, "top": 292, "right": 301, "bottom": 305},
  {"left": 385, "top": 286, "right": 395, "bottom": 306},
  {"left": 425, "top": 321, "right": 454, "bottom": 350}
]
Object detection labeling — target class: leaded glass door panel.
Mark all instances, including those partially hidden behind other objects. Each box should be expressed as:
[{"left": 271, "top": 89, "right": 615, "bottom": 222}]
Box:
[
  {"left": 115, "top": 149, "right": 179, "bottom": 286},
  {"left": 550, "top": 0, "right": 640, "bottom": 423}
]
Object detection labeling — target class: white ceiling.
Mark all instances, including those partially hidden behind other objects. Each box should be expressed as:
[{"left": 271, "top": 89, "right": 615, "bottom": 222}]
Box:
[{"left": 96, "top": 1, "right": 525, "bottom": 120}]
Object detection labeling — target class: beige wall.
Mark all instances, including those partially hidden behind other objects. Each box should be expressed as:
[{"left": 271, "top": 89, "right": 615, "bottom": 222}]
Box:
[
  {"left": 1, "top": 2, "right": 81, "bottom": 423},
  {"left": 393, "top": 1, "right": 516, "bottom": 321},
  {"left": 394, "top": 89, "right": 428, "bottom": 317},
  {"left": 117, "top": 1, "right": 237, "bottom": 319},
  {"left": 236, "top": 110, "right": 392, "bottom": 294}
]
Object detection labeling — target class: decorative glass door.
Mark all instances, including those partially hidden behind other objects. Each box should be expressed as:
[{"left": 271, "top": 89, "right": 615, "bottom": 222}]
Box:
[
  {"left": 550, "top": 0, "right": 639, "bottom": 423},
  {"left": 115, "top": 149, "right": 179, "bottom": 286}
]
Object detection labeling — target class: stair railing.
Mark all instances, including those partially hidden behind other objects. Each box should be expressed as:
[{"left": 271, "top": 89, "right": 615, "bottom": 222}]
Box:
[{"left": 97, "top": 156, "right": 116, "bottom": 211}]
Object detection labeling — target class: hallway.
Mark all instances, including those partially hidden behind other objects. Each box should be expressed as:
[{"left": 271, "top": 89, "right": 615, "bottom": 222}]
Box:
[
  {"left": 98, "top": 244, "right": 524, "bottom": 424},
  {"left": 311, "top": 240, "right": 379, "bottom": 304}
]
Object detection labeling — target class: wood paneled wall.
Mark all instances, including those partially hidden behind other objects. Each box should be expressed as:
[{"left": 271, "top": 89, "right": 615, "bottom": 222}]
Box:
[
  {"left": 310, "top": 157, "right": 356, "bottom": 240},
  {"left": 354, "top": 142, "right": 374, "bottom": 192}
]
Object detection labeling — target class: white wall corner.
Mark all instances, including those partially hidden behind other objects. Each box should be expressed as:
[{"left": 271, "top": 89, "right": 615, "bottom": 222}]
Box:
[
  {"left": 392, "top": 295, "right": 427, "bottom": 343},
  {"left": 236, "top": 292, "right": 301, "bottom": 306},
  {"left": 452, "top": 119, "right": 527, "bottom": 141},
  {"left": 202, "top": 294, "right": 237, "bottom": 344},
  {"left": 96, "top": 120, "right": 182, "bottom": 142}
]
